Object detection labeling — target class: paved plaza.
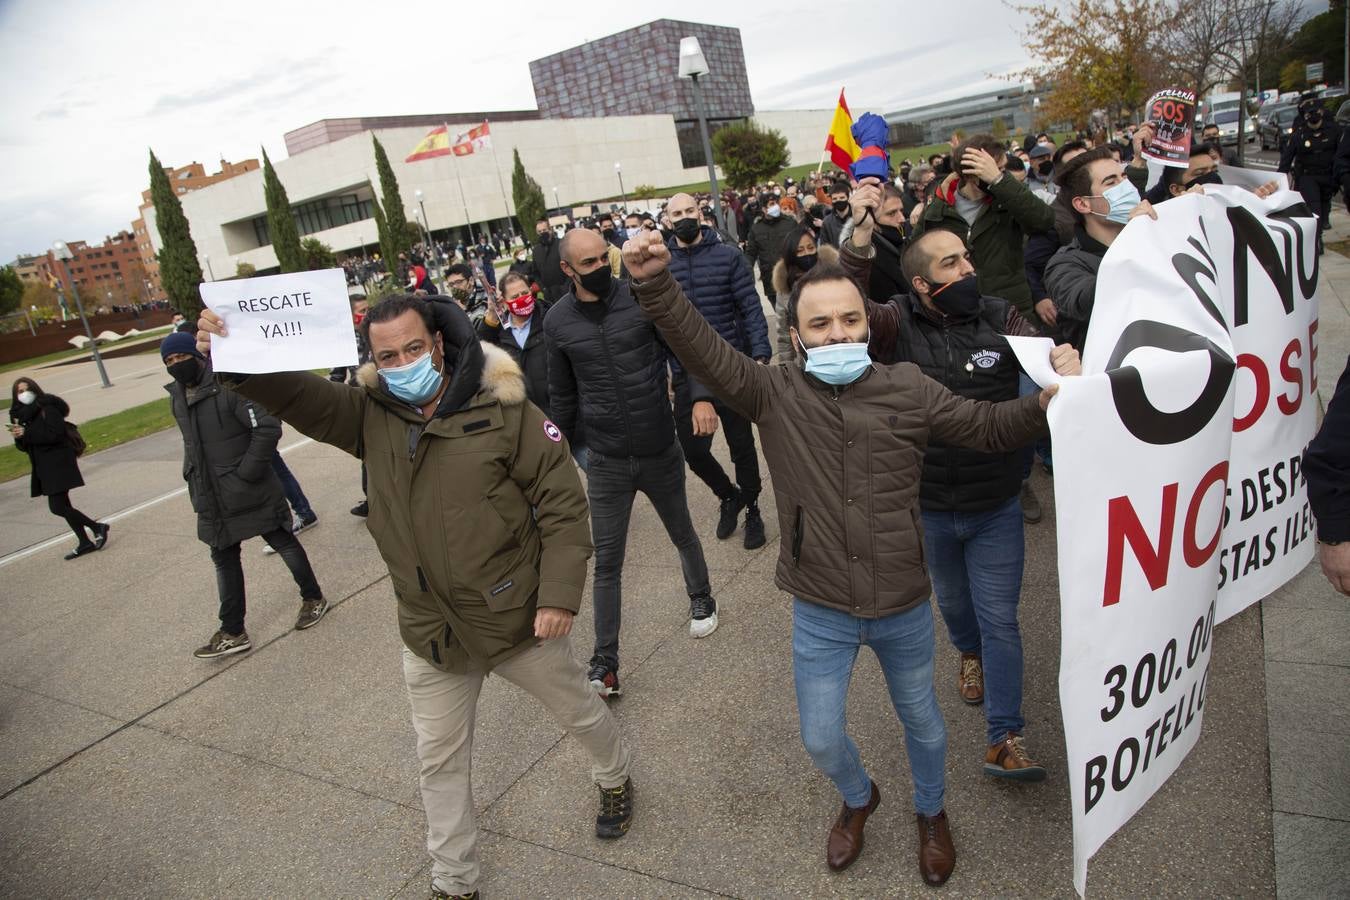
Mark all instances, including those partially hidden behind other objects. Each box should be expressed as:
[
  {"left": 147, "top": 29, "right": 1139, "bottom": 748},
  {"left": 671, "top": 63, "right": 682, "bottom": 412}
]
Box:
[{"left": 0, "top": 224, "right": 1347, "bottom": 898}]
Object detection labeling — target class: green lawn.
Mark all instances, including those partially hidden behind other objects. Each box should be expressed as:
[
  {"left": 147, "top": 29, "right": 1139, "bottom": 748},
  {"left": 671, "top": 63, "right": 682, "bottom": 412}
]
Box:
[
  {"left": 0, "top": 327, "right": 172, "bottom": 377},
  {"left": 1, "top": 397, "right": 176, "bottom": 483}
]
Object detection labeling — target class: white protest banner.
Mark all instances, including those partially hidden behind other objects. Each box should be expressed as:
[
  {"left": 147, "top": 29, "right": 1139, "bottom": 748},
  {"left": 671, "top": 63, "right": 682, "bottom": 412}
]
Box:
[
  {"left": 199, "top": 268, "right": 357, "bottom": 374},
  {"left": 1005, "top": 335, "right": 1061, "bottom": 389},
  {"left": 1050, "top": 184, "right": 1319, "bottom": 894}
]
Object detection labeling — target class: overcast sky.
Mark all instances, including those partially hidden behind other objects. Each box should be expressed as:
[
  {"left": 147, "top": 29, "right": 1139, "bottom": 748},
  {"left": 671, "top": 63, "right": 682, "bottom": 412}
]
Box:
[{"left": 0, "top": 0, "right": 1035, "bottom": 264}]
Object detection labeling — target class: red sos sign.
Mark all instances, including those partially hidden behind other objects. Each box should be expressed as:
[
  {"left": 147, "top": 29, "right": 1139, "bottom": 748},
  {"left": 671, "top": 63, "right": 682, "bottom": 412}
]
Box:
[{"left": 1152, "top": 99, "right": 1189, "bottom": 123}]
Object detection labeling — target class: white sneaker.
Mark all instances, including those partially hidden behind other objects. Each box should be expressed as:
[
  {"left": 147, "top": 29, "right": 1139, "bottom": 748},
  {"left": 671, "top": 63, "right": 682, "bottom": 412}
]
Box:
[{"left": 689, "top": 594, "right": 718, "bottom": 638}]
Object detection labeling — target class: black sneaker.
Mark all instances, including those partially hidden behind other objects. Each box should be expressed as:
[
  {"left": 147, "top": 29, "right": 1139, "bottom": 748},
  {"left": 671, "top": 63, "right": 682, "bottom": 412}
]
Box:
[
  {"left": 295, "top": 597, "right": 329, "bottom": 630},
  {"left": 193, "top": 629, "right": 252, "bottom": 659},
  {"left": 350, "top": 500, "right": 369, "bottom": 517},
  {"left": 689, "top": 592, "right": 719, "bottom": 638},
  {"left": 292, "top": 513, "right": 318, "bottom": 534},
  {"left": 596, "top": 777, "right": 635, "bottom": 839},
  {"left": 716, "top": 490, "right": 745, "bottom": 540},
  {"left": 743, "top": 503, "right": 766, "bottom": 550},
  {"left": 587, "top": 656, "right": 621, "bottom": 698},
  {"left": 63, "top": 542, "right": 97, "bottom": 561},
  {"left": 93, "top": 523, "right": 111, "bottom": 550}
]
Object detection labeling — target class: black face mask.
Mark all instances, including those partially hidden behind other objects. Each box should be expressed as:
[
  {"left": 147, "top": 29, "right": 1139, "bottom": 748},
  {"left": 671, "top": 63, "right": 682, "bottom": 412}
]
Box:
[
  {"left": 1191, "top": 171, "right": 1223, "bottom": 187},
  {"left": 672, "top": 218, "right": 701, "bottom": 243},
  {"left": 538, "top": 230, "right": 554, "bottom": 244},
  {"left": 574, "top": 264, "right": 613, "bottom": 297},
  {"left": 926, "top": 275, "right": 982, "bottom": 318},
  {"left": 877, "top": 224, "right": 904, "bottom": 245},
  {"left": 1037, "top": 161, "right": 1054, "bottom": 178},
  {"left": 168, "top": 357, "right": 201, "bottom": 387},
  {"left": 832, "top": 199, "right": 850, "bottom": 215},
  {"left": 794, "top": 252, "right": 818, "bottom": 271}
]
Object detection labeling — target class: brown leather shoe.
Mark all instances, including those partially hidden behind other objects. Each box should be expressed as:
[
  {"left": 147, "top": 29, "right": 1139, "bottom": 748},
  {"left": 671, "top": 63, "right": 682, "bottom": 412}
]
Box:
[
  {"left": 984, "top": 732, "right": 1047, "bottom": 782},
  {"left": 958, "top": 653, "right": 983, "bottom": 705},
  {"left": 826, "top": 781, "right": 880, "bottom": 872},
  {"left": 916, "top": 809, "right": 956, "bottom": 887}
]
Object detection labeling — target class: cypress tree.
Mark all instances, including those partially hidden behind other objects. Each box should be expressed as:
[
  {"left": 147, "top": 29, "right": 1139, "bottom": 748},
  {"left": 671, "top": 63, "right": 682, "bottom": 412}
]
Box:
[
  {"left": 262, "top": 149, "right": 303, "bottom": 273},
  {"left": 371, "top": 191, "right": 394, "bottom": 275},
  {"left": 372, "top": 135, "right": 411, "bottom": 259},
  {"left": 148, "top": 149, "right": 204, "bottom": 316},
  {"left": 511, "top": 148, "right": 547, "bottom": 235}
]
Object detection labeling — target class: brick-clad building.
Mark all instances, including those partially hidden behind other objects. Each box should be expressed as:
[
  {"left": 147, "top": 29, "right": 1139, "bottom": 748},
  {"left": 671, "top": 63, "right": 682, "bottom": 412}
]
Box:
[
  {"left": 529, "top": 20, "right": 753, "bottom": 167},
  {"left": 45, "top": 232, "right": 146, "bottom": 309}
]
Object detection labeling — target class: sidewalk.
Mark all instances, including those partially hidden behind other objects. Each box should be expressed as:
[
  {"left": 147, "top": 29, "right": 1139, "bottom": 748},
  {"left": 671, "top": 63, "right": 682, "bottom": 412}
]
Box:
[{"left": 0, "top": 209, "right": 1344, "bottom": 898}]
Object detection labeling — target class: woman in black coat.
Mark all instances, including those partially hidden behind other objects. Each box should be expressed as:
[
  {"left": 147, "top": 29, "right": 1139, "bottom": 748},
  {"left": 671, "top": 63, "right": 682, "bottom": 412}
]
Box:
[{"left": 7, "top": 377, "right": 109, "bottom": 559}]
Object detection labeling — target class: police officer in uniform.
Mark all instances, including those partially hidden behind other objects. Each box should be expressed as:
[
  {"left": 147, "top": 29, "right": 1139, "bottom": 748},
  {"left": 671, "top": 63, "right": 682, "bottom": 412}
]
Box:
[{"left": 1279, "top": 93, "right": 1342, "bottom": 252}]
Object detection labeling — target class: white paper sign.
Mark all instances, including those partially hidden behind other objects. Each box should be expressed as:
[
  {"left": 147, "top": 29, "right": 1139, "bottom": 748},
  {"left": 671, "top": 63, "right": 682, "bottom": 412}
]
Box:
[
  {"left": 1005, "top": 335, "right": 1062, "bottom": 389},
  {"left": 199, "top": 269, "right": 357, "bottom": 374},
  {"left": 1053, "top": 184, "right": 1318, "bottom": 895}
]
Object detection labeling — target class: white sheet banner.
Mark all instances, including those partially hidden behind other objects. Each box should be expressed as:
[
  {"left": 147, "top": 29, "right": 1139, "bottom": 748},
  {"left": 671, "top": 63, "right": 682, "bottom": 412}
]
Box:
[
  {"left": 199, "top": 269, "right": 357, "bottom": 374},
  {"left": 1052, "top": 184, "right": 1319, "bottom": 894}
]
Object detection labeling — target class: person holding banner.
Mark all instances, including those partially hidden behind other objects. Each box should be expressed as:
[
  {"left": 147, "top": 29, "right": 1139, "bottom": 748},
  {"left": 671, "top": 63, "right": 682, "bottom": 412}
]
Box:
[
  {"left": 620, "top": 228, "right": 1058, "bottom": 887},
  {"left": 1305, "top": 356, "right": 1350, "bottom": 595},
  {"left": 840, "top": 182, "right": 1082, "bottom": 782},
  {"left": 195, "top": 296, "right": 633, "bottom": 899}
]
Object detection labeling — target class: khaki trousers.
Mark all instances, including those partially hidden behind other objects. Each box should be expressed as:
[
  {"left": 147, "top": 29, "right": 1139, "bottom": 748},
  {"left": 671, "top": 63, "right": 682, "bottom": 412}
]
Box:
[{"left": 401, "top": 636, "right": 631, "bottom": 895}]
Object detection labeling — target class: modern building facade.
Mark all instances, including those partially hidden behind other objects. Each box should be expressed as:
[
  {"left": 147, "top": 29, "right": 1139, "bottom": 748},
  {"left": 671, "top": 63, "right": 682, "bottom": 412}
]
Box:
[
  {"left": 529, "top": 20, "right": 754, "bottom": 167},
  {"left": 132, "top": 158, "right": 259, "bottom": 301},
  {"left": 42, "top": 232, "right": 146, "bottom": 307},
  {"left": 884, "top": 84, "right": 1050, "bottom": 145},
  {"left": 284, "top": 111, "right": 540, "bottom": 157}
]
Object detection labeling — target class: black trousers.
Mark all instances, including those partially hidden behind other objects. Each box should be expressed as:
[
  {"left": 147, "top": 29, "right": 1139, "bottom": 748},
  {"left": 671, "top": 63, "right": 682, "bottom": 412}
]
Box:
[
  {"left": 1295, "top": 173, "right": 1336, "bottom": 235},
  {"left": 673, "top": 378, "right": 762, "bottom": 502},
  {"left": 209, "top": 527, "right": 322, "bottom": 635},
  {"left": 48, "top": 491, "right": 98, "bottom": 543}
]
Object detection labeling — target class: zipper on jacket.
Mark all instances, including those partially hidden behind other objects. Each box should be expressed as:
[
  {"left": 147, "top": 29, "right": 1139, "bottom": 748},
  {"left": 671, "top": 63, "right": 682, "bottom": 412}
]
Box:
[
  {"left": 430, "top": 639, "right": 442, "bottom": 664},
  {"left": 792, "top": 506, "right": 804, "bottom": 564},
  {"left": 596, "top": 318, "right": 636, "bottom": 457},
  {"left": 417, "top": 566, "right": 429, "bottom": 592}
]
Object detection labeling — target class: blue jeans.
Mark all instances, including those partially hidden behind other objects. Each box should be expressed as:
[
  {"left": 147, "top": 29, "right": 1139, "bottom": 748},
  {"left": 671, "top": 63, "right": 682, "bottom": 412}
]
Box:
[
  {"left": 271, "top": 453, "right": 314, "bottom": 520},
  {"left": 1018, "top": 372, "right": 1052, "bottom": 477},
  {"left": 920, "top": 496, "right": 1025, "bottom": 745},
  {"left": 792, "top": 597, "right": 947, "bottom": 816}
]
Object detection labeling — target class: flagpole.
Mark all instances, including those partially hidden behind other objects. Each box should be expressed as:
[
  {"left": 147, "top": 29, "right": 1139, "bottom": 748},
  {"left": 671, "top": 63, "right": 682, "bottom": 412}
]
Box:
[
  {"left": 485, "top": 121, "right": 515, "bottom": 241},
  {"left": 442, "top": 122, "right": 475, "bottom": 248},
  {"left": 816, "top": 149, "right": 827, "bottom": 175}
]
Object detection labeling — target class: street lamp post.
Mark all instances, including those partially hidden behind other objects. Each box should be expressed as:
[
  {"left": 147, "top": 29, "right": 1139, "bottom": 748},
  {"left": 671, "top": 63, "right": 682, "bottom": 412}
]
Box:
[
  {"left": 678, "top": 36, "right": 725, "bottom": 232},
  {"left": 415, "top": 189, "right": 442, "bottom": 277},
  {"left": 202, "top": 255, "right": 215, "bottom": 281},
  {"left": 52, "top": 241, "right": 112, "bottom": 388},
  {"left": 553, "top": 186, "right": 561, "bottom": 219},
  {"left": 615, "top": 162, "right": 628, "bottom": 212}
]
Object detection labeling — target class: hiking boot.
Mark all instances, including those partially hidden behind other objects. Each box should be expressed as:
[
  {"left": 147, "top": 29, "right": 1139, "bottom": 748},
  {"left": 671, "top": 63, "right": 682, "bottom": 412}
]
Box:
[
  {"left": 587, "top": 656, "right": 621, "bottom": 698},
  {"left": 1020, "top": 479, "right": 1042, "bottom": 523},
  {"left": 743, "top": 502, "right": 766, "bottom": 550},
  {"left": 63, "top": 542, "right": 97, "bottom": 561},
  {"left": 93, "top": 523, "right": 111, "bottom": 550},
  {"left": 292, "top": 513, "right": 318, "bottom": 534},
  {"left": 350, "top": 500, "right": 369, "bottom": 517},
  {"left": 984, "top": 732, "right": 1047, "bottom": 782},
  {"left": 295, "top": 597, "right": 329, "bottom": 630},
  {"left": 827, "top": 781, "right": 880, "bottom": 871},
  {"left": 689, "top": 592, "right": 719, "bottom": 638},
  {"left": 916, "top": 810, "right": 956, "bottom": 886},
  {"left": 194, "top": 629, "right": 252, "bottom": 659},
  {"left": 596, "top": 777, "right": 635, "bottom": 839},
  {"left": 958, "top": 653, "right": 984, "bottom": 705},
  {"left": 716, "top": 490, "right": 745, "bottom": 540}
]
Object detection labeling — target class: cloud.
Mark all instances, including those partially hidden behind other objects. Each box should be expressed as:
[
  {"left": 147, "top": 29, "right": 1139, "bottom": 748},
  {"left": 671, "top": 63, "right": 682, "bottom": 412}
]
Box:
[{"left": 146, "top": 53, "right": 335, "bottom": 116}]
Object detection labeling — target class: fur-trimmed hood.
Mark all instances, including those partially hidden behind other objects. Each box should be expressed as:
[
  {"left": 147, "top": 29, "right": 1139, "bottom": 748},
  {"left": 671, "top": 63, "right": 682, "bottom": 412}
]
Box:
[
  {"left": 772, "top": 243, "right": 839, "bottom": 296},
  {"left": 356, "top": 341, "right": 526, "bottom": 409}
]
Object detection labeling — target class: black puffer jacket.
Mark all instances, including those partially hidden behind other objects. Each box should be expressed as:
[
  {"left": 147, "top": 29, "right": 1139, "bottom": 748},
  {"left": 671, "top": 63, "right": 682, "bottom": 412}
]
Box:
[
  {"left": 10, "top": 394, "right": 83, "bottom": 498},
  {"left": 476, "top": 301, "right": 552, "bottom": 415},
  {"left": 529, "top": 234, "right": 568, "bottom": 303},
  {"left": 1044, "top": 227, "right": 1108, "bottom": 352},
  {"left": 543, "top": 280, "right": 677, "bottom": 458},
  {"left": 168, "top": 360, "right": 289, "bottom": 549}
]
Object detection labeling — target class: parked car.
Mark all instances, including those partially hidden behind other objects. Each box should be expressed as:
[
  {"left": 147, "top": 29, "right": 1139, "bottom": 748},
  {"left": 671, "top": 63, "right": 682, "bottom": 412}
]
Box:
[
  {"left": 1337, "top": 98, "right": 1350, "bottom": 126},
  {"left": 1260, "top": 106, "right": 1300, "bottom": 151},
  {"left": 1212, "top": 108, "right": 1257, "bottom": 145}
]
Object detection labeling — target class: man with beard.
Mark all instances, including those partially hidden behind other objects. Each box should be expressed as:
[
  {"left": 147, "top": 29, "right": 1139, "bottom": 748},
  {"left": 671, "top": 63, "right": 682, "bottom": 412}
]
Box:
[{"left": 528, "top": 217, "right": 568, "bottom": 301}]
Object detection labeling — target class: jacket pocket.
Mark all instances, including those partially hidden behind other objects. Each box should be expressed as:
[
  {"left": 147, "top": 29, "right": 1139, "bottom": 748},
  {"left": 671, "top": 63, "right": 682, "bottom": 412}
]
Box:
[
  {"left": 792, "top": 505, "right": 804, "bottom": 565},
  {"left": 482, "top": 560, "right": 541, "bottom": 613}
]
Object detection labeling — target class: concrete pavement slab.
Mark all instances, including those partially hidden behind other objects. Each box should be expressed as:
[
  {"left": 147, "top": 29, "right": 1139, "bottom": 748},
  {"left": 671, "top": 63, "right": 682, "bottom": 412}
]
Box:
[
  {"left": 1263, "top": 558, "right": 1349, "bottom": 612},
  {"left": 1273, "top": 812, "right": 1350, "bottom": 900},
  {"left": 1269, "top": 728, "right": 1350, "bottom": 821},
  {"left": 0, "top": 724, "right": 427, "bottom": 897},
  {"left": 1265, "top": 660, "right": 1350, "bottom": 736},
  {"left": 1262, "top": 607, "right": 1350, "bottom": 665},
  {"left": 0, "top": 683, "right": 122, "bottom": 796}
]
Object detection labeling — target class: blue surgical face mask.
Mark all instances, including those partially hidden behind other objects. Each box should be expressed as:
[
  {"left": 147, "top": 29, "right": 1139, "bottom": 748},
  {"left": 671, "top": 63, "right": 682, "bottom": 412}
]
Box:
[
  {"left": 795, "top": 333, "right": 872, "bottom": 385},
  {"left": 1091, "top": 179, "right": 1142, "bottom": 225},
  {"left": 379, "top": 351, "right": 443, "bottom": 405}
]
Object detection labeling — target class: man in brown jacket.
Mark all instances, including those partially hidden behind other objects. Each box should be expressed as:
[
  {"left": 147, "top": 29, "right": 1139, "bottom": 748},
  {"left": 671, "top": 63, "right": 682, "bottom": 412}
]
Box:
[
  {"left": 197, "top": 296, "right": 632, "bottom": 900},
  {"left": 621, "top": 230, "right": 1055, "bottom": 888}
]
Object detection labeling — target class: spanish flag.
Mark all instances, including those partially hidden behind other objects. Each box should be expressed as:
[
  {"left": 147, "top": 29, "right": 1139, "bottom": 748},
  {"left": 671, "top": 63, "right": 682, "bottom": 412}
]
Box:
[
  {"left": 406, "top": 126, "right": 452, "bottom": 162},
  {"left": 824, "top": 89, "right": 860, "bottom": 171}
]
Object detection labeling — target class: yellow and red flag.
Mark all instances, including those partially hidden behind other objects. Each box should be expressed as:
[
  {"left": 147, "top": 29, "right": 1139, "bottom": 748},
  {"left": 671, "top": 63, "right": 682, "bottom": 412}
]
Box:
[
  {"left": 406, "top": 125, "right": 452, "bottom": 162},
  {"left": 824, "top": 89, "right": 860, "bottom": 171}
]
